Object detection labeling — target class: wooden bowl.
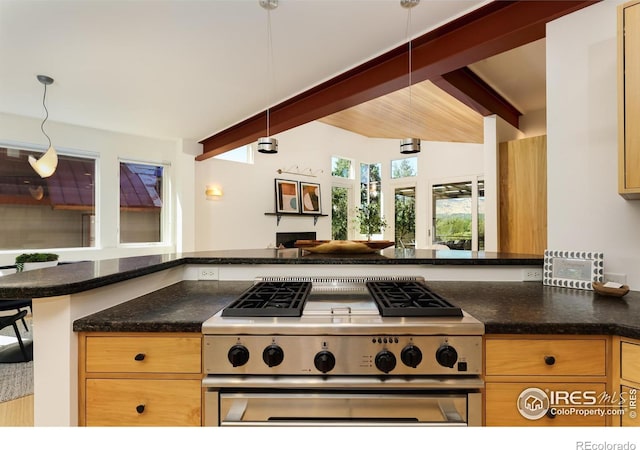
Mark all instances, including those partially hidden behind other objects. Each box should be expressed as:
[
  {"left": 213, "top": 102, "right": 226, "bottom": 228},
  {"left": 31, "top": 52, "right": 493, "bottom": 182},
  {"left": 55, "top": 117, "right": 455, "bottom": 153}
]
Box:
[
  {"left": 294, "top": 240, "right": 394, "bottom": 254},
  {"left": 592, "top": 281, "right": 630, "bottom": 297}
]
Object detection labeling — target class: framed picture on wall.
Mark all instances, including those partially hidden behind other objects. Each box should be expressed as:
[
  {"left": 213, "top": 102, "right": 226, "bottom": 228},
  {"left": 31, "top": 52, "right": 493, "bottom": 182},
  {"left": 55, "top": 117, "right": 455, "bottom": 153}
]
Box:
[
  {"left": 275, "top": 179, "right": 300, "bottom": 213},
  {"left": 300, "top": 182, "right": 321, "bottom": 214}
]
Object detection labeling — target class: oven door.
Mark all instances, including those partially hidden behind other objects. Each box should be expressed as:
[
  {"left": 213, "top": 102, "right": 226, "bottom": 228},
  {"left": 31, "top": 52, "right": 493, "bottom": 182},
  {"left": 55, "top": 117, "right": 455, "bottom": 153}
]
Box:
[{"left": 210, "top": 391, "right": 479, "bottom": 426}]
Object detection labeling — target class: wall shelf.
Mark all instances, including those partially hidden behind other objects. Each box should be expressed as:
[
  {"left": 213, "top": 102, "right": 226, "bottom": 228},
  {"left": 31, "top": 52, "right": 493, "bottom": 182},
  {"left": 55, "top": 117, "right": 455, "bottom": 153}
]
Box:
[{"left": 265, "top": 212, "right": 328, "bottom": 226}]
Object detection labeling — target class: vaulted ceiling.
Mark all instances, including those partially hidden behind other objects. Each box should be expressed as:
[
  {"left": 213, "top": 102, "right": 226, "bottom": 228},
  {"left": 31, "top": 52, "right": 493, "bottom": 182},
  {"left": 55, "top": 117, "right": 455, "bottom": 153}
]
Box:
[{"left": 0, "top": 1, "right": 594, "bottom": 160}]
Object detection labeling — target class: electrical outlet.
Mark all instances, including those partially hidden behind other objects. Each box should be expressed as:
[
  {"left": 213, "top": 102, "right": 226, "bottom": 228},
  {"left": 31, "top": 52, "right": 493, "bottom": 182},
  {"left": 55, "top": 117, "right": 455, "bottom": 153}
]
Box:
[
  {"left": 198, "top": 267, "right": 219, "bottom": 280},
  {"left": 522, "top": 268, "right": 543, "bottom": 282},
  {"left": 604, "top": 272, "right": 627, "bottom": 285}
]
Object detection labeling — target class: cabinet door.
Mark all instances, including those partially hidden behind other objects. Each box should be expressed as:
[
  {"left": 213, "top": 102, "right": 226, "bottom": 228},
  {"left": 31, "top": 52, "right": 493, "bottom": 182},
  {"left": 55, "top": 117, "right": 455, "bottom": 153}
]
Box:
[
  {"left": 85, "top": 379, "right": 201, "bottom": 426},
  {"left": 485, "top": 382, "right": 607, "bottom": 426},
  {"left": 619, "top": 0, "right": 640, "bottom": 198},
  {"left": 621, "top": 341, "right": 640, "bottom": 383}
]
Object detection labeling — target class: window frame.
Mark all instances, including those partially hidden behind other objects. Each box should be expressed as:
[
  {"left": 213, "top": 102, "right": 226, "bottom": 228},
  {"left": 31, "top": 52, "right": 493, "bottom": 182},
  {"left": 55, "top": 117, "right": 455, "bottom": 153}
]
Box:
[
  {"left": 0, "top": 140, "right": 100, "bottom": 252},
  {"left": 117, "top": 158, "right": 171, "bottom": 247},
  {"left": 428, "top": 175, "right": 483, "bottom": 251}
]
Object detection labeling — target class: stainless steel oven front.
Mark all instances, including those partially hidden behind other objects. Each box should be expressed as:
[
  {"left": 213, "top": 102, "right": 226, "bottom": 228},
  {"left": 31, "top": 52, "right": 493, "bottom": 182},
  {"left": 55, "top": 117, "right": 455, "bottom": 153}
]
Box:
[
  {"left": 203, "top": 376, "right": 483, "bottom": 426},
  {"left": 202, "top": 276, "right": 485, "bottom": 427}
]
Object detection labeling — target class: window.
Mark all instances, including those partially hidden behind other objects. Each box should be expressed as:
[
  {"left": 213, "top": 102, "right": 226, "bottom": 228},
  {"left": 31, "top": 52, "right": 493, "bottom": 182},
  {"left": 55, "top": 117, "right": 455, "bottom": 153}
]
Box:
[
  {"left": 119, "top": 161, "right": 166, "bottom": 244},
  {"left": 0, "top": 146, "right": 97, "bottom": 250},
  {"left": 359, "top": 162, "right": 383, "bottom": 237},
  {"left": 331, "top": 156, "right": 353, "bottom": 179},
  {"left": 213, "top": 145, "right": 253, "bottom": 164},
  {"left": 395, "top": 186, "right": 416, "bottom": 248},
  {"left": 431, "top": 178, "right": 484, "bottom": 251},
  {"left": 391, "top": 157, "right": 417, "bottom": 179},
  {"left": 331, "top": 186, "right": 350, "bottom": 240}
]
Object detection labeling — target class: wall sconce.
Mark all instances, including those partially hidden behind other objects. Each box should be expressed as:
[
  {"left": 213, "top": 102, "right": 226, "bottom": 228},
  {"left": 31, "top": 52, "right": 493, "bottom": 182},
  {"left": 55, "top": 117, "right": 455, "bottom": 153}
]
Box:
[{"left": 205, "top": 185, "right": 223, "bottom": 200}]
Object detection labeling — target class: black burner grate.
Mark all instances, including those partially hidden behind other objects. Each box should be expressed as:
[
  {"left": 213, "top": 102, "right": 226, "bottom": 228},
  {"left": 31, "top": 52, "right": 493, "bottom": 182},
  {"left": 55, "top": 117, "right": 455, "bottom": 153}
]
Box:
[
  {"left": 365, "top": 281, "right": 463, "bottom": 317},
  {"left": 221, "top": 281, "right": 312, "bottom": 317}
]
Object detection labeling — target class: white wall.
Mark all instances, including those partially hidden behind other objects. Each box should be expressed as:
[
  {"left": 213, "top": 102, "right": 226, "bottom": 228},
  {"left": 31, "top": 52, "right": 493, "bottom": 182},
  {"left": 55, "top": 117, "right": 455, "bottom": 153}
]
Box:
[
  {"left": 0, "top": 112, "right": 193, "bottom": 265},
  {"left": 194, "top": 121, "right": 485, "bottom": 251},
  {"left": 547, "top": 0, "right": 640, "bottom": 290}
]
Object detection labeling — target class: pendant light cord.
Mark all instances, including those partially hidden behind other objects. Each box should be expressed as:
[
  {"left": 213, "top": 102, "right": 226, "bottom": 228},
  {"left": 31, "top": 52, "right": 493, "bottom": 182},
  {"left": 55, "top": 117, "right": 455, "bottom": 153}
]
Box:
[
  {"left": 405, "top": 6, "right": 413, "bottom": 138},
  {"left": 266, "top": 7, "right": 275, "bottom": 137},
  {"left": 40, "top": 83, "right": 52, "bottom": 149}
]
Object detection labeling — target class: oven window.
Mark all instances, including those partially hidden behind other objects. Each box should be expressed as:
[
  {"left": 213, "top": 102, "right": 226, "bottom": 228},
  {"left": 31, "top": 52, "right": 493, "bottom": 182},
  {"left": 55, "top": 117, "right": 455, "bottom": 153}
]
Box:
[{"left": 219, "top": 392, "right": 469, "bottom": 426}]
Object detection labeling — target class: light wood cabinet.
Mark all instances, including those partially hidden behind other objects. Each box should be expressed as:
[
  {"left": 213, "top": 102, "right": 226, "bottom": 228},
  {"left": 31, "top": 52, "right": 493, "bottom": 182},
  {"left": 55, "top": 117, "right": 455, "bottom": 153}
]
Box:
[
  {"left": 484, "top": 335, "right": 611, "bottom": 427},
  {"left": 618, "top": 0, "right": 640, "bottom": 199},
  {"left": 615, "top": 337, "right": 640, "bottom": 426},
  {"left": 79, "top": 332, "right": 203, "bottom": 427}
]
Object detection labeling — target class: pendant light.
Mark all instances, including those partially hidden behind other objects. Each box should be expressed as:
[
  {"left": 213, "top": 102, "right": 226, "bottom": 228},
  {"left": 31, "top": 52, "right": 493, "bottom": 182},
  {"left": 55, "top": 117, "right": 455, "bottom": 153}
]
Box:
[
  {"left": 400, "top": 0, "right": 421, "bottom": 154},
  {"left": 29, "top": 75, "right": 59, "bottom": 178},
  {"left": 257, "top": 0, "right": 278, "bottom": 154}
]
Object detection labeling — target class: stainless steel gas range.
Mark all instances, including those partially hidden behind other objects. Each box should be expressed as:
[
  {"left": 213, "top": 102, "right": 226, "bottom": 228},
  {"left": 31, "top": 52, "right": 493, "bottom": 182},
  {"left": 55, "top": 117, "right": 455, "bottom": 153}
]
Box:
[{"left": 202, "top": 276, "right": 484, "bottom": 426}]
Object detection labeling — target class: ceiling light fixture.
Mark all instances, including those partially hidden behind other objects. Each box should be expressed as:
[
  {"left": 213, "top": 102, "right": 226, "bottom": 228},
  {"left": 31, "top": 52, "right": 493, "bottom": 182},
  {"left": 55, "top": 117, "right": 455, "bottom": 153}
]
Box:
[
  {"left": 400, "top": 0, "right": 421, "bottom": 154},
  {"left": 29, "top": 75, "right": 59, "bottom": 177},
  {"left": 257, "top": 0, "right": 278, "bottom": 154}
]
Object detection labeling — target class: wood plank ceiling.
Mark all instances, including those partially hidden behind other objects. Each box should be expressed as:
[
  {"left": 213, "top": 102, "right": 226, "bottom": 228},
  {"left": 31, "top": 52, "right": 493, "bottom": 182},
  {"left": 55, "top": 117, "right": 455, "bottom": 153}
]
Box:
[
  {"left": 318, "top": 80, "right": 485, "bottom": 144},
  {"left": 198, "top": 0, "right": 599, "bottom": 159}
]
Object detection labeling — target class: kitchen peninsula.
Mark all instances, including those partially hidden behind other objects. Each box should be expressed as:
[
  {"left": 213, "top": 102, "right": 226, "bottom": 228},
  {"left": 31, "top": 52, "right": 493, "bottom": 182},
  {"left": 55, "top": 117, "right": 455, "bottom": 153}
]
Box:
[{"left": 2, "top": 248, "right": 638, "bottom": 426}]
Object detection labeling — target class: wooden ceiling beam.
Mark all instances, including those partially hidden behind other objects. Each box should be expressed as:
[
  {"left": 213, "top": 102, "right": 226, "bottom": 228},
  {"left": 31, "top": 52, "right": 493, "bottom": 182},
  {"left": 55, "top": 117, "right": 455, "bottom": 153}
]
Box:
[
  {"left": 197, "top": 0, "right": 599, "bottom": 160},
  {"left": 433, "top": 67, "right": 522, "bottom": 129}
]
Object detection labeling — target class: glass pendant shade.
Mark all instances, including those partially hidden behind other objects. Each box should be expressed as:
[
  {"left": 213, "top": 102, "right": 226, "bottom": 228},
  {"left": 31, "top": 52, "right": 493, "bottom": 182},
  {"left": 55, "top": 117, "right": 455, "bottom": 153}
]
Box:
[{"left": 29, "top": 145, "right": 58, "bottom": 178}]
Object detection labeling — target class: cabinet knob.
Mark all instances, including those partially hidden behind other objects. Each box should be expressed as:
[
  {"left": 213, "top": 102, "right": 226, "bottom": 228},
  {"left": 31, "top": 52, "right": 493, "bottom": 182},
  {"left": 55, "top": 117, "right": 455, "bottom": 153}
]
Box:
[
  {"left": 136, "top": 404, "right": 145, "bottom": 414},
  {"left": 134, "top": 353, "right": 146, "bottom": 361},
  {"left": 546, "top": 409, "right": 556, "bottom": 419},
  {"left": 544, "top": 355, "right": 556, "bottom": 366}
]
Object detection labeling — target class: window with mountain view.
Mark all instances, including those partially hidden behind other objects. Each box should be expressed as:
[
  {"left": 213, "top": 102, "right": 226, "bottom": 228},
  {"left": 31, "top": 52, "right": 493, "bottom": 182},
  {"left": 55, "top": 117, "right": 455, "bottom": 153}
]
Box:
[{"left": 431, "top": 179, "right": 484, "bottom": 251}]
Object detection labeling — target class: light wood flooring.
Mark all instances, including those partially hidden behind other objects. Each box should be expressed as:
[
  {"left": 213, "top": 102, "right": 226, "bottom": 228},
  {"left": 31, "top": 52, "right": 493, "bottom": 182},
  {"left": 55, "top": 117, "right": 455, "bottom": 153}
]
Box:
[{"left": 0, "top": 395, "right": 33, "bottom": 426}]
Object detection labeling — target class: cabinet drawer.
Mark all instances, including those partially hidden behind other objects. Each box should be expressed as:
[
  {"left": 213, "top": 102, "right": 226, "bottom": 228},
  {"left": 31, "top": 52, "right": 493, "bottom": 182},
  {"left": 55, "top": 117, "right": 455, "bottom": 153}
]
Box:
[
  {"left": 621, "top": 342, "right": 640, "bottom": 383},
  {"left": 85, "top": 379, "right": 201, "bottom": 426},
  {"left": 85, "top": 336, "right": 201, "bottom": 374},
  {"left": 485, "top": 338, "right": 606, "bottom": 376},
  {"left": 485, "top": 382, "right": 607, "bottom": 426}
]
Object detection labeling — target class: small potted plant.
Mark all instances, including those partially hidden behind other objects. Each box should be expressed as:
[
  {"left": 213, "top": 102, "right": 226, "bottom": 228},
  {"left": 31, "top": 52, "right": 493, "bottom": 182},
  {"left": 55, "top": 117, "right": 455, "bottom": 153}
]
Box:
[
  {"left": 15, "top": 253, "right": 59, "bottom": 272},
  {"left": 356, "top": 202, "right": 388, "bottom": 241}
]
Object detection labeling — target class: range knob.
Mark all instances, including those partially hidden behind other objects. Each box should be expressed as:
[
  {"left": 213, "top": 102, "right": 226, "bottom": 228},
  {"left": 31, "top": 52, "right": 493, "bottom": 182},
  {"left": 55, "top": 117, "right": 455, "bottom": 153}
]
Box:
[
  {"left": 375, "top": 350, "right": 397, "bottom": 373},
  {"left": 262, "top": 344, "right": 284, "bottom": 367},
  {"left": 401, "top": 344, "right": 423, "bottom": 368},
  {"left": 435, "top": 344, "right": 458, "bottom": 368},
  {"left": 227, "top": 344, "right": 249, "bottom": 367},
  {"left": 314, "top": 350, "right": 336, "bottom": 373}
]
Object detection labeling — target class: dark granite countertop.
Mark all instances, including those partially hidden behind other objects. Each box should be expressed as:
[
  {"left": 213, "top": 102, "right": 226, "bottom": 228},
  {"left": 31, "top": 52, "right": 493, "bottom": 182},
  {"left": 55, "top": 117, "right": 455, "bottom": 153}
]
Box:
[
  {"left": 73, "top": 280, "right": 640, "bottom": 339},
  {"left": 0, "top": 249, "right": 542, "bottom": 299}
]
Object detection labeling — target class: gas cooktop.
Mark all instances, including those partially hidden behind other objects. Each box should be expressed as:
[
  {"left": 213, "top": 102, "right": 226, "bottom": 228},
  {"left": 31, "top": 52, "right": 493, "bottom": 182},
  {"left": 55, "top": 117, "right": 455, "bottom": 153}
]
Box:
[{"left": 219, "top": 278, "right": 463, "bottom": 318}]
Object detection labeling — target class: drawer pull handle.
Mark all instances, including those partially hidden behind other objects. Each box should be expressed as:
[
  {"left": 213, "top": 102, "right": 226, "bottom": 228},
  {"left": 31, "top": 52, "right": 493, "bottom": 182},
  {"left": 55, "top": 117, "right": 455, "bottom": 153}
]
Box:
[
  {"left": 546, "top": 409, "right": 556, "bottom": 419},
  {"left": 134, "top": 353, "right": 146, "bottom": 361},
  {"left": 136, "top": 404, "right": 145, "bottom": 414},
  {"left": 544, "top": 355, "right": 556, "bottom": 366}
]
